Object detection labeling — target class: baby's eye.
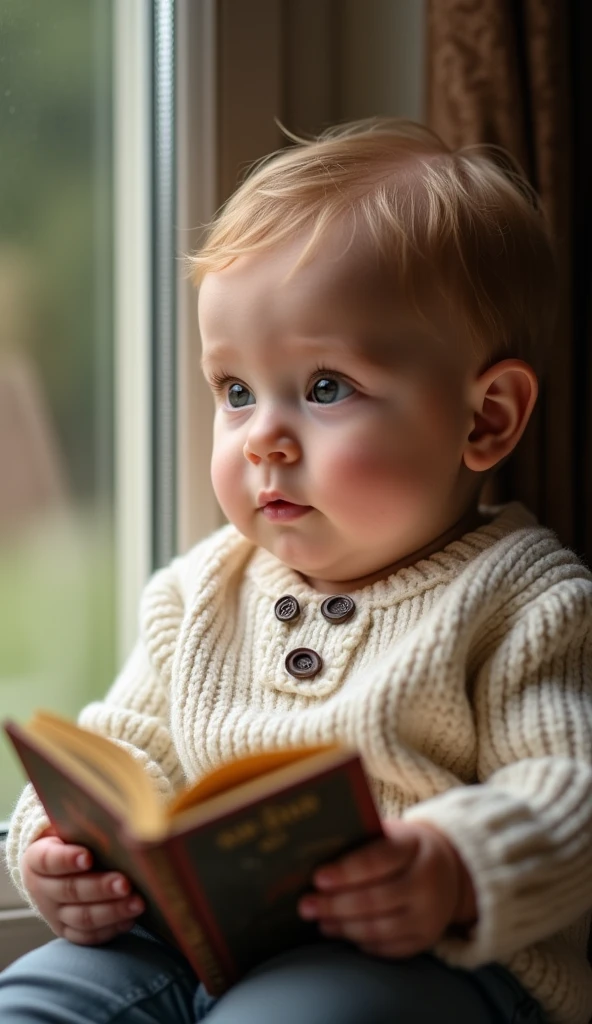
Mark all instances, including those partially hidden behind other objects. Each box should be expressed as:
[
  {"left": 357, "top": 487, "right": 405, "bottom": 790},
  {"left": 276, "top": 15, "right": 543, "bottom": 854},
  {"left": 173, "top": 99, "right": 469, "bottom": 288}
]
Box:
[
  {"left": 227, "top": 383, "right": 255, "bottom": 408},
  {"left": 308, "top": 376, "right": 355, "bottom": 404}
]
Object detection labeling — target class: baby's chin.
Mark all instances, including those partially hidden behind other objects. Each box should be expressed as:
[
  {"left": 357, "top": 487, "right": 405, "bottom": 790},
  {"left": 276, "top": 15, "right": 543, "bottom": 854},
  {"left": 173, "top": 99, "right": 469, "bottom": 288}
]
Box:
[
  {"left": 259, "top": 538, "right": 395, "bottom": 592},
  {"left": 254, "top": 534, "right": 346, "bottom": 581},
  {"left": 234, "top": 516, "right": 407, "bottom": 587}
]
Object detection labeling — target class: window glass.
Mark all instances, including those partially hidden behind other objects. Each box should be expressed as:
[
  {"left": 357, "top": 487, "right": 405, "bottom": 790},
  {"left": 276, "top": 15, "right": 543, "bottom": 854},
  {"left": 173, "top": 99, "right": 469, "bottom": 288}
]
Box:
[{"left": 0, "top": 0, "right": 115, "bottom": 820}]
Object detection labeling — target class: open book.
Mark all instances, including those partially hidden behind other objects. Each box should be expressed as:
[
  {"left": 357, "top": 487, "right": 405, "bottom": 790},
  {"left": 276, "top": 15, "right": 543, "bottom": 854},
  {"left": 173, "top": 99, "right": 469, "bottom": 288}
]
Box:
[{"left": 4, "top": 713, "right": 382, "bottom": 994}]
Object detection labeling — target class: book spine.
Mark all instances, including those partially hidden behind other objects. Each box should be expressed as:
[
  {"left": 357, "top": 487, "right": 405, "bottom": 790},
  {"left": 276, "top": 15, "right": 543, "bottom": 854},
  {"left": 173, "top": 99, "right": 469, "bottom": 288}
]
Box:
[
  {"left": 137, "top": 844, "right": 229, "bottom": 994},
  {"left": 347, "top": 760, "right": 384, "bottom": 835}
]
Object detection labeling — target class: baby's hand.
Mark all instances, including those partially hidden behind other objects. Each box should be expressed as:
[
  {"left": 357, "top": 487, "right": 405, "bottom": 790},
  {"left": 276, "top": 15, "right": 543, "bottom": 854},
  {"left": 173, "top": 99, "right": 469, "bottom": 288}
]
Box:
[
  {"left": 298, "top": 819, "right": 477, "bottom": 959},
  {"left": 22, "top": 827, "right": 145, "bottom": 945}
]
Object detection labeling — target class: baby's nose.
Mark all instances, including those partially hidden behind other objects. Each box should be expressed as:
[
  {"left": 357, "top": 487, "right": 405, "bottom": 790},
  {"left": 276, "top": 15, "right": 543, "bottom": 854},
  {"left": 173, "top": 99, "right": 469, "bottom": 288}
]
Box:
[{"left": 243, "top": 435, "right": 300, "bottom": 465}]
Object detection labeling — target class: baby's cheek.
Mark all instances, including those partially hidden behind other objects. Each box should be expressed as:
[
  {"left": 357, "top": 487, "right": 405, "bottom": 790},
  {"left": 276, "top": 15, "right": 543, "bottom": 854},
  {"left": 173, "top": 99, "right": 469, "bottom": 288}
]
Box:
[
  {"left": 321, "top": 438, "right": 420, "bottom": 495},
  {"left": 211, "top": 447, "right": 245, "bottom": 521},
  {"left": 317, "top": 441, "right": 436, "bottom": 528}
]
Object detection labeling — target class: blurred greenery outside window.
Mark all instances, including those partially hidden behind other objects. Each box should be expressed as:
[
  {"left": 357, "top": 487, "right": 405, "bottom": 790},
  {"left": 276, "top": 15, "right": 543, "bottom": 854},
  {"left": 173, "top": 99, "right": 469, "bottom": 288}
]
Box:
[{"left": 0, "top": 0, "right": 116, "bottom": 821}]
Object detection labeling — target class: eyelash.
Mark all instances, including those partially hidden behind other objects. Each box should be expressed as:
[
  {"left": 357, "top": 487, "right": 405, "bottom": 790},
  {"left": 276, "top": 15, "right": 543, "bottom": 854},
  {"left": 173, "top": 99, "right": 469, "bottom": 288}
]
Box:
[
  {"left": 208, "top": 371, "right": 236, "bottom": 396},
  {"left": 310, "top": 365, "right": 345, "bottom": 389},
  {"left": 206, "top": 366, "right": 354, "bottom": 409},
  {"left": 208, "top": 366, "right": 351, "bottom": 398}
]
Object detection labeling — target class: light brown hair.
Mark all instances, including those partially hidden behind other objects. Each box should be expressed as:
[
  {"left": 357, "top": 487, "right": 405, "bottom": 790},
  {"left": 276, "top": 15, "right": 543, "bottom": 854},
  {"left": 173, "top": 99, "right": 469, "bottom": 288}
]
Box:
[{"left": 189, "top": 118, "right": 557, "bottom": 370}]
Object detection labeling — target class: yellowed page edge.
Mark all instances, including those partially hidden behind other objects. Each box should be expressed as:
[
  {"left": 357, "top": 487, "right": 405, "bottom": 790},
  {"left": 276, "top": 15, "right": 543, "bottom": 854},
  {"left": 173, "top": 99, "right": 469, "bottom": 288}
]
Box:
[
  {"left": 168, "top": 745, "right": 338, "bottom": 816},
  {"left": 30, "top": 713, "right": 164, "bottom": 838}
]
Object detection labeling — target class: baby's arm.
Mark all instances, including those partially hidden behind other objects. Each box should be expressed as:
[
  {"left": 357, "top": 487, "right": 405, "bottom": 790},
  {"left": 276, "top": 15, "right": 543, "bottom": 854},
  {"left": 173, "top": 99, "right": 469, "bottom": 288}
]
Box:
[
  {"left": 299, "top": 573, "right": 592, "bottom": 964},
  {"left": 21, "top": 827, "right": 145, "bottom": 944},
  {"left": 402, "top": 574, "right": 592, "bottom": 966}
]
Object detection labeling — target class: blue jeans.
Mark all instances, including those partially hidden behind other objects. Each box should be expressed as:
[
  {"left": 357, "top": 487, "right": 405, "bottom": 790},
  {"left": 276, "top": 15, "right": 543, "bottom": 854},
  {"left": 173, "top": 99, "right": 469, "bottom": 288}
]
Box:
[{"left": 0, "top": 928, "right": 546, "bottom": 1023}]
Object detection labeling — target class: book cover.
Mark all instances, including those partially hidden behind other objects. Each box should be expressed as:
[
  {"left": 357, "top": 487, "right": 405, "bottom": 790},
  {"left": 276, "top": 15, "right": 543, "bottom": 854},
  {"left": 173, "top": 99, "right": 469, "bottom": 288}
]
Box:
[
  {"left": 4, "top": 716, "right": 383, "bottom": 993},
  {"left": 4, "top": 726, "right": 178, "bottom": 946}
]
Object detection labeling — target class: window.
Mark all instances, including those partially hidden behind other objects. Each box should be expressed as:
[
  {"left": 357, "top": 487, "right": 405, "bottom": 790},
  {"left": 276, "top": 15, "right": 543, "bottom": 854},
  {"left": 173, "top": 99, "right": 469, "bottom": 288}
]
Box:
[
  {"left": 0, "top": 0, "right": 117, "bottom": 822},
  {"left": 0, "top": 0, "right": 154, "bottom": 958}
]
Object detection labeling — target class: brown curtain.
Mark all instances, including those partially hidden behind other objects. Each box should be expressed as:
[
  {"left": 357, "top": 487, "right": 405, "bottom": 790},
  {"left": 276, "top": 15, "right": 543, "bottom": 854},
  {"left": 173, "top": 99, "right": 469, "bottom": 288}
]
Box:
[{"left": 427, "top": 0, "right": 591, "bottom": 567}]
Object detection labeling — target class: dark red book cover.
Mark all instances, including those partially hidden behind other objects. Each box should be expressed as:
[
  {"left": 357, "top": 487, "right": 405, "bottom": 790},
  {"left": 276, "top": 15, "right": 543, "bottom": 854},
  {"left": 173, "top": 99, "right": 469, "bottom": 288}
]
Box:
[{"left": 163, "top": 754, "right": 383, "bottom": 990}]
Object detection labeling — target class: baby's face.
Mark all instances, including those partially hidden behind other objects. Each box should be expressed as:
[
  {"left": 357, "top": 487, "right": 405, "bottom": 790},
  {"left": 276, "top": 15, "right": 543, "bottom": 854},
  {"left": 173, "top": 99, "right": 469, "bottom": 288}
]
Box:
[{"left": 199, "top": 229, "right": 482, "bottom": 591}]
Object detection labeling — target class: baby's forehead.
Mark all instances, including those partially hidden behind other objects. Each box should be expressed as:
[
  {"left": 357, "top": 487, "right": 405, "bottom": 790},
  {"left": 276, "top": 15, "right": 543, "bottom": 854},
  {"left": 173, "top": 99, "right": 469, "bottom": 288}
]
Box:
[
  {"left": 199, "top": 228, "right": 418, "bottom": 335},
  {"left": 199, "top": 233, "right": 472, "bottom": 376}
]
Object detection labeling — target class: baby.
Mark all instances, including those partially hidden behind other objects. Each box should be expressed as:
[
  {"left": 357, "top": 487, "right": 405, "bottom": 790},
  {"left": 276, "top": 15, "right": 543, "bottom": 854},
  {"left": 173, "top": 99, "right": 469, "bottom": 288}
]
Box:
[{"left": 1, "top": 119, "right": 591, "bottom": 1024}]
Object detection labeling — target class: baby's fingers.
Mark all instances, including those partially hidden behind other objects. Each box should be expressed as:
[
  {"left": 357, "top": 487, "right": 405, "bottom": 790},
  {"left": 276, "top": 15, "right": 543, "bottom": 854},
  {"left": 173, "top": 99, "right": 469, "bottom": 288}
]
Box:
[
  {"left": 320, "top": 914, "right": 408, "bottom": 946},
  {"left": 41, "top": 870, "right": 133, "bottom": 906},
  {"left": 25, "top": 835, "right": 93, "bottom": 877},
  {"left": 313, "top": 832, "right": 417, "bottom": 891},
  {"left": 299, "top": 876, "right": 409, "bottom": 923},
  {"left": 319, "top": 915, "right": 432, "bottom": 959},
  {"left": 57, "top": 893, "right": 145, "bottom": 935}
]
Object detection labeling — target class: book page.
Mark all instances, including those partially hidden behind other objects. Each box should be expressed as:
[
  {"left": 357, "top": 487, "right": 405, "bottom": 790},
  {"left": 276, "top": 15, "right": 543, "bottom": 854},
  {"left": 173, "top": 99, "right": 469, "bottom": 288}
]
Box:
[
  {"left": 169, "top": 746, "right": 338, "bottom": 817},
  {"left": 29, "top": 713, "right": 163, "bottom": 837}
]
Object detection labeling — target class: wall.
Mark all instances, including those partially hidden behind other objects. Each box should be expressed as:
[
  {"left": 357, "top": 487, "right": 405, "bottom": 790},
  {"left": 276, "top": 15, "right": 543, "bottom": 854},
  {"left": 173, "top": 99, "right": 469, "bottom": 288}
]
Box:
[{"left": 339, "top": 0, "right": 426, "bottom": 122}]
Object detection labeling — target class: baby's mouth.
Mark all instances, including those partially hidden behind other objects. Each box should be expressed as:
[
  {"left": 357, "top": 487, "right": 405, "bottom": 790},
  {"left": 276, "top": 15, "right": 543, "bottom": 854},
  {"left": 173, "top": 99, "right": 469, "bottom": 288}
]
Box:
[{"left": 260, "top": 499, "right": 312, "bottom": 522}]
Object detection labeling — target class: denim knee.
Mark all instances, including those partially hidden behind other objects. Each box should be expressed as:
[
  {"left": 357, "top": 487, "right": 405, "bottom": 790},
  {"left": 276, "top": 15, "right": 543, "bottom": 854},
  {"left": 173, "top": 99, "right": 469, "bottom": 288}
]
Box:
[{"left": 0, "top": 931, "right": 199, "bottom": 1024}]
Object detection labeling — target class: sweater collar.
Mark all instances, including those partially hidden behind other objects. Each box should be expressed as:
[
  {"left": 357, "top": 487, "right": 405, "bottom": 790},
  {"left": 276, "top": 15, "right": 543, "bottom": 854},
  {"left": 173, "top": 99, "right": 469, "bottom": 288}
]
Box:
[{"left": 244, "top": 502, "right": 538, "bottom": 608}]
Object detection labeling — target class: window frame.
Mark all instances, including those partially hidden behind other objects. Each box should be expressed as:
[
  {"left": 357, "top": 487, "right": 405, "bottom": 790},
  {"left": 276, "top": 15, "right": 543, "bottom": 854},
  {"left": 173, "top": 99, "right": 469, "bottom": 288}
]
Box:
[{"left": 0, "top": 0, "right": 153, "bottom": 962}]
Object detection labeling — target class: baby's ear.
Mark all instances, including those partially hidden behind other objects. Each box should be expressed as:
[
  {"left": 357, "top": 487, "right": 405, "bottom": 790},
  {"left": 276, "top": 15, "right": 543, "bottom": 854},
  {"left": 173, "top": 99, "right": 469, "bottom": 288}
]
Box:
[{"left": 463, "top": 359, "right": 538, "bottom": 473}]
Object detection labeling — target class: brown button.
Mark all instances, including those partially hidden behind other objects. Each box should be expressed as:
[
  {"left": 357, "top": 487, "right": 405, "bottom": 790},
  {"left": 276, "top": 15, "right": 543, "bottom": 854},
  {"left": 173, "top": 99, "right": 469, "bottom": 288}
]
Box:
[
  {"left": 320, "top": 595, "right": 356, "bottom": 624},
  {"left": 285, "top": 648, "right": 323, "bottom": 680},
  {"left": 274, "top": 595, "right": 301, "bottom": 622}
]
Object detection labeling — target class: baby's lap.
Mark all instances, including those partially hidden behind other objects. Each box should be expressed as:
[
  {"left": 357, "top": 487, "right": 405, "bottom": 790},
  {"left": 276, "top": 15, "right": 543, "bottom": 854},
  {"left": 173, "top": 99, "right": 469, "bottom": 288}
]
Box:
[
  {"left": 205, "top": 944, "right": 544, "bottom": 1024},
  {"left": 0, "top": 929, "right": 197, "bottom": 1024},
  {"left": 0, "top": 932, "right": 544, "bottom": 1024}
]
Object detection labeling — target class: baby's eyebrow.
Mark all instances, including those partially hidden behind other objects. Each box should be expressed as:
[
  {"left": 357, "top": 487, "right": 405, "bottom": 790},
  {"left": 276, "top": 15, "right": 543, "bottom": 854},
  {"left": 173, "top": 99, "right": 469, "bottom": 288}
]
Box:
[
  {"left": 200, "top": 331, "right": 399, "bottom": 374},
  {"left": 298, "top": 333, "right": 398, "bottom": 370},
  {"left": 284, "top": 332, "right": 385, "bottom": 364},
  {"left": 200, "top": 345, "right": 236, "bottom": 372}
]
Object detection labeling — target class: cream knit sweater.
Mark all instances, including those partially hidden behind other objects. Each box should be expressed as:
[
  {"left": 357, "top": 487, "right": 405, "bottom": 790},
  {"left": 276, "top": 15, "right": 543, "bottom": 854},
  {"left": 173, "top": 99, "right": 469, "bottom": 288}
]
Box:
[{"left": 6, "top": 503, "right": 592, "bottom": 1024}]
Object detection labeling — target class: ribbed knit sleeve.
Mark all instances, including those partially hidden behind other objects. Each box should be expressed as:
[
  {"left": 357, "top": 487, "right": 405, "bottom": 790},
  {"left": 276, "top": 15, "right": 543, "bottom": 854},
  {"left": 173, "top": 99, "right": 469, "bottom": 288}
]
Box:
[
  {"left": 5, "top": 560, "right": 188, "bottom": 908},
  {"left": 404, "top": 574, "right": 592, "bottom": 969},
  {"left": 4, "top": 785, "right": 50, "bottom": 910}
]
